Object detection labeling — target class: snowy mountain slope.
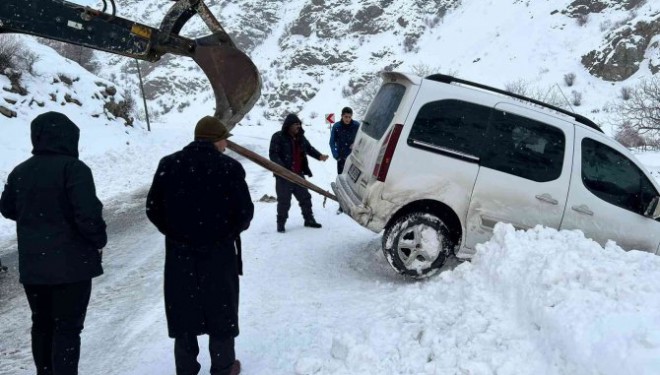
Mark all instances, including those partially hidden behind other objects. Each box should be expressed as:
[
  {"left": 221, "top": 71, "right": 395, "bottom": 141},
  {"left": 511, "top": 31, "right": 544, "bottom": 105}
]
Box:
[
  {"left": 0, "top": 37, "right": 133, "bottom": 123},
  {"left": 74, "top": 0, "right": 659, "bottom": 133}
]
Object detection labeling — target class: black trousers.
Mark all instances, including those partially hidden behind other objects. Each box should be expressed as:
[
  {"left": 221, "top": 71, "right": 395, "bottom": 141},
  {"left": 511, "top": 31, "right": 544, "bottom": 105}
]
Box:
[
  {"left": 23, "top": 280, "right": 92, "bottom": 375},
  {"left": 174, "top": 335, "right": 235, "bottom": 375},
  {"left": 337, "top": 158, "right": 347, "bottom": 174},
  {"left": 275, "top": 176, "right": 313, "bottom": 222}
]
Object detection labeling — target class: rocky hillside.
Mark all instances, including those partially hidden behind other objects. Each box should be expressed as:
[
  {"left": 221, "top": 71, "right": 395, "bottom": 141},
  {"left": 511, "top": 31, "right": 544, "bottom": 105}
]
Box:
[
  {"left": 0, "top": 37, "right": 133, "bottom": 124},
  {"left": 3, "top": 0, "right": 659, "bottom": 128},
  {"left": 566, "top": 0, "right": 660, "bottom": 80}
]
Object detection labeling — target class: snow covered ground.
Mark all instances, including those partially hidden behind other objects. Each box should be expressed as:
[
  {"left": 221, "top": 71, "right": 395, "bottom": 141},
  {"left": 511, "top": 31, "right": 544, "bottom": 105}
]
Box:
[
  {"left": 1, "top": 1, "right": 660, "bottom": 373},
  {"left": 2, "top": 119, "right": 660, "bottom": 375}
]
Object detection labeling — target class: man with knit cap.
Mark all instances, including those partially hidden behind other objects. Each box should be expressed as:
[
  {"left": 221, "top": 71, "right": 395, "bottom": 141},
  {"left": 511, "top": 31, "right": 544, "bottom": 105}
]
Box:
[
  {"left": 146, "top": 115, "right": 253, "bottom": 375},
  {"left": 269, "top": 113, "right": 329, "bottom": 233}
]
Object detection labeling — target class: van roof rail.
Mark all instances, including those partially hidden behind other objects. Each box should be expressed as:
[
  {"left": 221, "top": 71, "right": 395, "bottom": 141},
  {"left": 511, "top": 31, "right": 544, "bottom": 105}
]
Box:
[{"left": 426, "top": 74, "right": 603, "bottom": 133}]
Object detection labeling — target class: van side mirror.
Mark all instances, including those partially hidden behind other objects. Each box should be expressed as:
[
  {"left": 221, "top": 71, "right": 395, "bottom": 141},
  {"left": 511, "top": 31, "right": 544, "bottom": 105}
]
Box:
[{"left": 644, "top": 196, "right": 660, "bottom": 219}]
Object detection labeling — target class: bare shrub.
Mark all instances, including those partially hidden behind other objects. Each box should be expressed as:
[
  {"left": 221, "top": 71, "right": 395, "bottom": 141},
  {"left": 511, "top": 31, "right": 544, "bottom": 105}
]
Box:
[
  {"left": 411, "top": 63, "right": 437, "bottom": 77},
  {"left": 571, "top": 90, "right": 582, "bottom": 106},
  {"left": 620, "top": 86, "right": 632, "bottom": 101},
  {"left": 341, "top": 86, "right": 352, "bottom": 98},
  {"left": 505, "top": 79, "right": 532, "bottom": 96},
  {"left": 505, "top": 79, "right": 570, "bottom": 109},
  {"left": 403, "top": 35, "right": 418, "bottom": 53},
  {"left": 615, "top": 122, "right": 646, "bottom": 148},
  {"left": 645, "top": 137, "right": 660, "bottom": 151},
  {"left": 349, "top": 73, "right": 382, "bottom": 115},
  {"left": 410, "top": 63, "right": 458, "bottom": 78},
  {"left": 576, "top": 13, "right": 589, "bottom": 27},
  {"left": 39, "top": 39, "right": 98, "bottom": 73},
  {"left": 614, "top": 77, "right": 660, "bottom": 137},
  {"left": 564, "top": 72, "right": 576, "bottom": 87},
  {"left": 16, "top": 49, "right": 41, "bottom": 76},
  {"left": 424, "top": 15, "right": 442, "bottom": 28},
  {"left": 0, "top": 36, "right": 23, "bottom": 73}
]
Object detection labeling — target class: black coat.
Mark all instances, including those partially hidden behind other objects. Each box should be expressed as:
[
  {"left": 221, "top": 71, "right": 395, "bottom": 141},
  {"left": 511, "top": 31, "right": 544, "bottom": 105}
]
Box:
[
  {"left": 146, "top": 141, "right": 254, "bottom": 338},
  {"left": 0, "top": 112, "right": 106, "bottom": 285},
  {"left": 269, "top": 118, "right": 322, "bottom": 177}
]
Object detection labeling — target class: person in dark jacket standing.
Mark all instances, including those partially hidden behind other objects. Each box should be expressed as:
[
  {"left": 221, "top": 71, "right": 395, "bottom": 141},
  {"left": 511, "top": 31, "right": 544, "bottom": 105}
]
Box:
[
  {"left": 146, "top": 116, "right": 253, "bottom": 375},
  {"left": 0, "top": 111, "right": 107, "bottom": 375},
  {"left": 269, "top": 113, "right": 329, "bottom": 233},
  {"left": 329, "top": 106, "right": 360, "bottom": 174}
]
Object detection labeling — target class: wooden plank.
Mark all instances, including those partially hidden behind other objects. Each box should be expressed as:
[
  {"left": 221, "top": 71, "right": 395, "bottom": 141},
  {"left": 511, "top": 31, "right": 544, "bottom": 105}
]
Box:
[{"left": 226, "top": 140, "right": 338, "bottom": 202}]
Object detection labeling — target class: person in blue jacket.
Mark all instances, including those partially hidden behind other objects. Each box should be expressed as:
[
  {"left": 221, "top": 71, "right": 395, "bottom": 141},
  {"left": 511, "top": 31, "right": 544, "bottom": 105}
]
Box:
[{"left": 329, "top": 107, "right": 360, "bottom": 174}]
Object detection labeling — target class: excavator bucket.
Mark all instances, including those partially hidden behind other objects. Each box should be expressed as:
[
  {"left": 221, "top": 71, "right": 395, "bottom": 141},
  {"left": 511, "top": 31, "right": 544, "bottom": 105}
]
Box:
[
  {"left": 0, "top": 0, "right": 261, "bottom": 131},
  {"left": 192, "top": 37, "right": 261, "bottom": 130},
  {"left": 160, "top": 0, "right": 262, "bottom": 131}
]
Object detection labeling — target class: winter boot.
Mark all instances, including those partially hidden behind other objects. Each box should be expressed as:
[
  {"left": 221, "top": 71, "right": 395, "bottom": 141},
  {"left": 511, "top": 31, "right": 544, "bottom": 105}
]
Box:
[
  {"left": 304, "top": 217, "right": 322, "bottom": 228},
  {"left": 230, "top": 360, "right": 241, "bottom": 375},
  {"left": 277, "top": 216, "right": 286, "bottom": 233}
]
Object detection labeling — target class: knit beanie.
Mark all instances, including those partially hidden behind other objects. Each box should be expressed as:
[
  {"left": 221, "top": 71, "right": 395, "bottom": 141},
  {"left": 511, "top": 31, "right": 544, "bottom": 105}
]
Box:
[
  {"left": 194, "top": 116, "right": 232, "bottom": 141},
  {"left": 341, "top": 107, "right": 353, "bottom": 115}
]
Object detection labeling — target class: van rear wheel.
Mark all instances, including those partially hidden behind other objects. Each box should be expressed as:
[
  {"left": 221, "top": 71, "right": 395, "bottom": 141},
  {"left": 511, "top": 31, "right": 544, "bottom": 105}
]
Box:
[{"left": 382, "top": 212, "right": 453, "bottom": 278}]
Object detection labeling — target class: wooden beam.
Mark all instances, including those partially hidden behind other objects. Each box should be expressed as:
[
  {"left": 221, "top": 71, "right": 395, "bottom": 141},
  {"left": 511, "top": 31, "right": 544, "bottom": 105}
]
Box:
[{"left": 226, "top": 140, "right": 338, "bottom": 202}]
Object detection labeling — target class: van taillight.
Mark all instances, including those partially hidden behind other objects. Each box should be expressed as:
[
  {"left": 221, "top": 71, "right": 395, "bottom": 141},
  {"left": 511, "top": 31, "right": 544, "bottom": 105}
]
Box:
[{"left": 373, "top": 124, "right": 404, "bottom": 182}]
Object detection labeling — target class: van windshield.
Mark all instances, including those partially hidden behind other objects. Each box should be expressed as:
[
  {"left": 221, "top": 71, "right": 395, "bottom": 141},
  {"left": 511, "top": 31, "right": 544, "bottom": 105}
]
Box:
[{"left": 361, "top": 83, "right": 406, "bottom": 140}]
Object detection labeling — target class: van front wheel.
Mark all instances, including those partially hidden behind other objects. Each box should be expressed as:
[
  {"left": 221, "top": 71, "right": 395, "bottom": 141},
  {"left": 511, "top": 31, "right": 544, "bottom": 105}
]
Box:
[{"left": 382, "top": 212, "right": 453, "bottom": 278}]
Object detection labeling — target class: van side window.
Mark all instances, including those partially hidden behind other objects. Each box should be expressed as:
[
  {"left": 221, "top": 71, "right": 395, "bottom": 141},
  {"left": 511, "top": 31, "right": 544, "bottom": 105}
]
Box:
[
  {"left": 408, "top": 100, "right": 491, "bottom": 158},
  {"left": 481, "top": 110, "right": 565, "bottom": 182},
  {"left": 362, "top": 83, "right": 406, "bottom": 140},
  {"left": 581, "top": 138, "right": 658, "bottom": 215}
]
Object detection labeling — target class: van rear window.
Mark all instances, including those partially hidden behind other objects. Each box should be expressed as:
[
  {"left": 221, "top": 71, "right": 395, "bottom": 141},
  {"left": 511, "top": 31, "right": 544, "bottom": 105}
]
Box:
[{"left": 361, "top": 83, "right": 406, "bottom": 140}]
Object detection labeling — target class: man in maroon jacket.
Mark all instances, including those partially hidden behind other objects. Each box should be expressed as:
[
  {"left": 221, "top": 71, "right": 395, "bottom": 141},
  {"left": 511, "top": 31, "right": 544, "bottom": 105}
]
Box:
[{"left": 269, "top": 114, "right": 329, "bottom": 233}]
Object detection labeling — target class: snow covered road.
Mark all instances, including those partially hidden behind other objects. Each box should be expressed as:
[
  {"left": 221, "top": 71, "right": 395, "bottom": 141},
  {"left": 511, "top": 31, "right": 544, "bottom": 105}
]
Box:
[{"left": 2, "top": 130, "right": 660, "bottom": 375}]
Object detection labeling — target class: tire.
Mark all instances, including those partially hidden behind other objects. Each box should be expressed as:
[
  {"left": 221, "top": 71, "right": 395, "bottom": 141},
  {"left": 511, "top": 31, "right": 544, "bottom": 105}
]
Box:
[{"left": 382, "top": 212, "right": 454, "bottom": 278}]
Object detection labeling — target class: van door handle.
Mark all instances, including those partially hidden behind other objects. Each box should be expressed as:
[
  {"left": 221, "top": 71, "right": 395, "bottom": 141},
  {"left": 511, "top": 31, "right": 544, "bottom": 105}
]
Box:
[
  {"left": 571, "top": 204, "right": 594, "bottom": 216},
  {"left": 535, "top": 193, "right": 558, "bottom": 205}
]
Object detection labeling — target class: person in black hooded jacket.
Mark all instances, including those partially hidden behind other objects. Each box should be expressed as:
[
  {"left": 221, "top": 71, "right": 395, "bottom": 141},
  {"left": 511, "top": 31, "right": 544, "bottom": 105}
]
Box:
[
  {"left": 0, "top": 111, "right": 107, "bottom": 375},
  {"left": 269, "top": 113, "right": 329, "bottom": 233}
]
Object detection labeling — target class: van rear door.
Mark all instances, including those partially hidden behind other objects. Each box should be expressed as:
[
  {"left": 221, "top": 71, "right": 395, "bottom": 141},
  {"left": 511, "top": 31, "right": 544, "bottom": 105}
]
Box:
[{"left": 343, "top": 75, "right": 416, "bottom": 198}]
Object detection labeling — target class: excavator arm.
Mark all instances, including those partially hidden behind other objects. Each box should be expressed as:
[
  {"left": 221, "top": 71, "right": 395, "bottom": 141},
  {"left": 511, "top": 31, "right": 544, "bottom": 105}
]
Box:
[{"left": 0, "top": 0, "right": 260, "bottom": 129}]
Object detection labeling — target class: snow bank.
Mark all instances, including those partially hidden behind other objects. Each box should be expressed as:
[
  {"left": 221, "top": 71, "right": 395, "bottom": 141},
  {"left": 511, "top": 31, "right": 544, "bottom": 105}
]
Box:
[{"left": 300, "top": 224, "right": 660, "bottom": 375}]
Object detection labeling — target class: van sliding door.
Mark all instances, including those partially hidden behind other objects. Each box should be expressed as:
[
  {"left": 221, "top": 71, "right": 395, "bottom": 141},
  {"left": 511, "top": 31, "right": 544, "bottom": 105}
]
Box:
[{"left": 464, "top": 103, "right": 574, "bottom": 250}]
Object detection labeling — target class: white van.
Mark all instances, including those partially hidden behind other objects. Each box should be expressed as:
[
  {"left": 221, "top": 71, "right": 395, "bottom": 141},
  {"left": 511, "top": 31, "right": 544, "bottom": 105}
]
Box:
[{"left": 332, "top": 72, "right": 660, "bottom": 278}]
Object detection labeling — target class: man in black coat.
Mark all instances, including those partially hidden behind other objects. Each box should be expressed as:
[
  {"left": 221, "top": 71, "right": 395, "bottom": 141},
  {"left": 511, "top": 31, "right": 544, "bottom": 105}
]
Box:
[
  {"left": 269, "top": 113, "right": 329, "bottom": 233},
  {"left": 146, "top": 116, "right": 253, "bottom": 375},
  {"left": 0, "top": 111, "right": 107, "bottom": 375}
]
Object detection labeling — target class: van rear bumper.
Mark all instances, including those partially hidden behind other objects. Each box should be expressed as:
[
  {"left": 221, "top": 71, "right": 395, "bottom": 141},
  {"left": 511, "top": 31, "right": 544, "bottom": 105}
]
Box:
[{"left": 332, "top": 177, "right": 381, "bottom": 233}]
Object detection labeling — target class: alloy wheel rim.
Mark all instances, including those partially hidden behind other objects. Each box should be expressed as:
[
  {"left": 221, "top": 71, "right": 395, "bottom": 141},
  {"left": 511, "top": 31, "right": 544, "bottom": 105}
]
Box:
[{"left": 396, "top": 223, "right": 443, "bottom": 270}]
